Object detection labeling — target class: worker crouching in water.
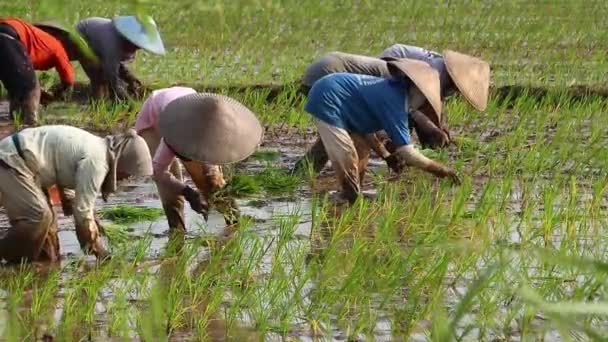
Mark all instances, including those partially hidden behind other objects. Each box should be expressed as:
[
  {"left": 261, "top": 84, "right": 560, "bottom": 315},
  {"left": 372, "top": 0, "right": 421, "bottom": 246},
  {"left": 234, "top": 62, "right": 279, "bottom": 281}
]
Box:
[
  {"left": 76, "top": 15, "right": 165, "bottom": 100},
  {"left": 0, "top": 125, "right": 152, "bottom": 263},
  {"left": 294, "top": 49, "right": 490, "bottom": 175},
  {"left": 303, "top": 59, "right": 460, "bottom": 203},
  {"left": 136, "top": 91, "right": 263, "bottom": 233},
  {"left": 0, "top": 18, "right": 76, "bottom": 125}
]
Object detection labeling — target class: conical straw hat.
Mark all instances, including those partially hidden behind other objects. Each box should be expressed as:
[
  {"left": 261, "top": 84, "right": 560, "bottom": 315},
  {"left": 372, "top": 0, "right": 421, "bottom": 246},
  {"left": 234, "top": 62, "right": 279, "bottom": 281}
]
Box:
[
  {"left": 116, "top": 133, "right": 153, "bottom": 177},
  {"left": 159, "top": 93, "right": 263, "bottom": 164},
  {"left": 387, "top": 58, "right": 442, "bottom": 125},
  {"left": 113, "top": 15, "right": 165, "bottom": 55},
  {"left": 443, "top": 50, "right": 490, "bottom": 111}
]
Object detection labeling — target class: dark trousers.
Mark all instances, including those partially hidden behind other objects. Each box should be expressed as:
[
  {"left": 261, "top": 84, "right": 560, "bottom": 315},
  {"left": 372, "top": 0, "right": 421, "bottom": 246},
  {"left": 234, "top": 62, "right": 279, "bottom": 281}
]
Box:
[{"left": 0, "top": 23, "right": 40, "bottom": 125}]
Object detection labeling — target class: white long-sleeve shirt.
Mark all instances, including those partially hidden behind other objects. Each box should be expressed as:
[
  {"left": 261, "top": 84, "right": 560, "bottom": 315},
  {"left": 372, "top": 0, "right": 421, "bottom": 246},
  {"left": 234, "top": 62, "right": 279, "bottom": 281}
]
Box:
[{"left": 0, "top": 125, "right": 109, "bottom": 227}]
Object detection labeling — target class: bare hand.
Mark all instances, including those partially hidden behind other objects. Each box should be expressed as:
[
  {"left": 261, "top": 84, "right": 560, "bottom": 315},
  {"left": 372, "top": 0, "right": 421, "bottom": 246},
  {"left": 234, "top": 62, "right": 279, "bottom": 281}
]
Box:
[{"left": 445, "top": 169, "right": 461, "bottom": 185}]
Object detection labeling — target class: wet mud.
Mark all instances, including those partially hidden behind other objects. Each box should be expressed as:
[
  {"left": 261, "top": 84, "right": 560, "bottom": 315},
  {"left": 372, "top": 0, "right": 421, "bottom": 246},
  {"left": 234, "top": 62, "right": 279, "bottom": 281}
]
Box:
[{"left": 0, "top": 80, "right": 605, "bottom": 339}]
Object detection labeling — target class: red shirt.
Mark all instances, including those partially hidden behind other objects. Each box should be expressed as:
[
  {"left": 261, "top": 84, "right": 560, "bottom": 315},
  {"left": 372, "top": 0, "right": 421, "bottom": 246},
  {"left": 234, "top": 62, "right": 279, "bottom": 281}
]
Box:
[{"left": 1, "top": 18, "right": 74, "bottom": 86}]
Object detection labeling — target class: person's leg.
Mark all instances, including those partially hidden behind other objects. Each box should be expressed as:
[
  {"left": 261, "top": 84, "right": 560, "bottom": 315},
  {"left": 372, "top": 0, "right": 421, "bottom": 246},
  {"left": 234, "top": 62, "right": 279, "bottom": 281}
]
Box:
[
  {"left": 19, "top": 78, "right": 41, "bottom": 126},
  {"left": 0, "top": 32, "right": 40, "bottom": 125},
  {"left": 80, "top": 56, "right": 109, "bottom": 99},
  {"left": 0, "top": 161, "right": 54, "bottom": 263},
  {"left": 139, "top": 129, "right": 187, "bottom": 233},
  {"left": 351, "top": 134, "right": 371, "bottom": 188},
  {"left": 314, "top": 119, "right": 361, "bottom": 203},
  {"left": 291, "top": 136, "right": 330, "bottom": 176},
  {"left": 37, "top": 192, "right": 60, "bottom": 262}
]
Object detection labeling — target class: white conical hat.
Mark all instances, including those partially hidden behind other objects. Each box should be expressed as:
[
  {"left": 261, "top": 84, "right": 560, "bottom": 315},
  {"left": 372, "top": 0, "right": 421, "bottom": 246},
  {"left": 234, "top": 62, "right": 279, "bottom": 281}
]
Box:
[
  {"left": 386, "top": 58, "right": 442, "bottom": 125},
  {"left": 159, "top": 93, "right": 263, "bottom": 164},
  {"left": 443, "top": 50, "right": 490, "bottom": 111},
  {"left": 113, "top": 15, "right": 165, "bottom": 55}
]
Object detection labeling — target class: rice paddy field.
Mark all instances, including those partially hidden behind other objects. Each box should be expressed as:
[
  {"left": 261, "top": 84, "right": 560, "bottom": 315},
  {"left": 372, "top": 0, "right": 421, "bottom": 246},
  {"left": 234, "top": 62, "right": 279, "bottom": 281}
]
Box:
[{"left": 1, "top": 1, "right": 608, "bottom": 341}]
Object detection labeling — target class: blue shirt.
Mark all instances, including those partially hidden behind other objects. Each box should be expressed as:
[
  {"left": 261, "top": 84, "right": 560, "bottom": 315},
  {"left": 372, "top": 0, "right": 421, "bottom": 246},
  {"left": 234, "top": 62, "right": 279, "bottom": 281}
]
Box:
[{"left": 305, "top": 73, "right": 411, "bottom": 146}]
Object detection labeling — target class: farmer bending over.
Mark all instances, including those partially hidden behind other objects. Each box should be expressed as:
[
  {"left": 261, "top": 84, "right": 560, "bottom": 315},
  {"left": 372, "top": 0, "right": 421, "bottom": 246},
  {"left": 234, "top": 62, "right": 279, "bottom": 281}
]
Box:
[
  {"left": 76, "top": 15, "right": 165, "bottom": 100},
  {"left": 0, "top": 125, "right": 152, "bottom": 263},
  {"left": 294, "top": 49, "right": 489, "bottom": 174},
  {"left": 0, "top": 18, "right": 75, "bottom": 125},
  {"left": 136, "top": 91, "right": 263, "bottom": 233},
  {"left": 303, "top": 59, "right": 460, "bottom": 203}
]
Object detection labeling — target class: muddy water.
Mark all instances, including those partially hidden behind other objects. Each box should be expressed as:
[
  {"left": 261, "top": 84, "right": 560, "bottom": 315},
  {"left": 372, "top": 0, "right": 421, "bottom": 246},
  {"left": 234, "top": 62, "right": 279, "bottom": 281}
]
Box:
[
  {"left": 0, "top": 120, "right": 585, "bottom": 340},
  {"left": 0, "top": 139, "right": 319, "bottom": 339}
]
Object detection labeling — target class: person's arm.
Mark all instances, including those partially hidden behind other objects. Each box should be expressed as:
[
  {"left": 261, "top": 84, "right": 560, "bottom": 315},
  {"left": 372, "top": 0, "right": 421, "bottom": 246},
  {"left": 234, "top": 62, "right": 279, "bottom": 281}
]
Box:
[
  {"left": 119, "top": 63, "right": 143, "bottom": 95},
  {"left": 73, "top": 158, "right": 109, "bottom": 259},
  {"left": 410, "top": 110, "right": 450, "bottom": 149},
  {"left": 50, "top": 50, "right": 75, "bottom": 100},
  {"left": 58, "top": 187, "right": 75, "bottom": 216},
  {"left": 153, "top": 139, "right": 209, "bottom": 219},
  {"left": 390, "top": 145, "right": 460, "bottom": 184},
  {"left": 381, "top": 103, "right": 459, "bottom": 183}
]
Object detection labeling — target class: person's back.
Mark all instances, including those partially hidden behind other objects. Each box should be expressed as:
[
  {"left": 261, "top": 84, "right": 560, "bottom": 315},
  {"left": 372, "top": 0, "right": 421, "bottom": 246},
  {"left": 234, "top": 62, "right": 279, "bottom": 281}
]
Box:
[
  {"left": 302, "top": 52, "right": 390, "bottom": 87},
  {"left": 379, "top": 44, "right": 449, "bottom": 90},
  {"left": 379, "top": 44, "right": 440, "bottom": 62},
  {"left": 77, "top": 17, "right": 133, "bottom": 63},
  {"left": 3, "top": 125, "right": 108, "bottom": 189},
  {"left": 0, "top": 18, "right": 70, "bottom": 71},
  {"left": 305, "top": 73, "right": 408, "bottom": 141}
]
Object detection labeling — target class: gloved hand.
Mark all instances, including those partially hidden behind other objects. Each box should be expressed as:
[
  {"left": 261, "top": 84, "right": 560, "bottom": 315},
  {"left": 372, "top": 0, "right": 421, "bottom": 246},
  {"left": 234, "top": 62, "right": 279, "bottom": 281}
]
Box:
[
  {"left": 384, "top": 154, "right": 405, "bottom": 174},
  {"left": 182, "top": 186, "right": 209, "bottom": 221}
]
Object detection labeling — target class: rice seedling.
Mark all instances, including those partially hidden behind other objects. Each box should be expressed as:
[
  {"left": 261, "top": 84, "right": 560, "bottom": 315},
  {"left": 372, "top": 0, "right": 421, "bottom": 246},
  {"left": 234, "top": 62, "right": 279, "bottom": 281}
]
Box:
[
  {"left": 98, "top": 205, "right": 164, "bottom": 224},
  {"left": 1, "top": 1, "right": 608, "bottom": 341}
]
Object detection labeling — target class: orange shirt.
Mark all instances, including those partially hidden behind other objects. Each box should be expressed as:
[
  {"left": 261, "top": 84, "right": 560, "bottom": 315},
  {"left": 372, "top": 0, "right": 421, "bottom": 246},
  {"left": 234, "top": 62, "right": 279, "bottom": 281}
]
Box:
[{"left": 0, "top": 18, "right": 74, "bottom": 86}]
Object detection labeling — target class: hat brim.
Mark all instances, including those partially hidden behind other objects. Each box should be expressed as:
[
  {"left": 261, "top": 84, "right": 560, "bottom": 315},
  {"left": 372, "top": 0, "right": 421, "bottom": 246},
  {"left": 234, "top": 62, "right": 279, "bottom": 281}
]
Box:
[
  {"left": 113, "top": 16, "right": 166, "bottom": 55},
  {"left": 443, "top": 50, "right": 490, "bottom": 111},
  {"left": 159, "top": 93, "right": 263, "bottom": 165},
  {"left": 387, "top": 58, "right": 442, "bottom": 126}
]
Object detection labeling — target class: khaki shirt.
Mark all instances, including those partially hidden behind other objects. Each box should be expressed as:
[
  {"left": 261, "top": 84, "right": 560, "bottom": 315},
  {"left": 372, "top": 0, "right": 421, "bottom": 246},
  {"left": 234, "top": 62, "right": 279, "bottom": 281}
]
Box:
[
  {"left": 302, "top": 52, "right": 390, "bottom": 87},
  {"left": 0, "top": 126, "right": 109, "bottom": 227}
]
